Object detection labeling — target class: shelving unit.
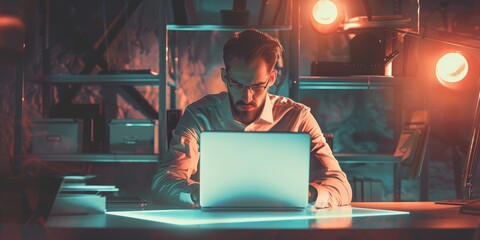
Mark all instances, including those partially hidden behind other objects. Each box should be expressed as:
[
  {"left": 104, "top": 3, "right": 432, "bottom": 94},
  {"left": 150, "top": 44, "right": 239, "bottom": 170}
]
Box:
[{"left": 14, "top": 1, "right": 168, "bottom": 165}]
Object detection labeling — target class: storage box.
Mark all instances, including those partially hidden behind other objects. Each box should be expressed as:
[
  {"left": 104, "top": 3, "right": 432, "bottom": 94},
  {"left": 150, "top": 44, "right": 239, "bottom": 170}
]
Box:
[
  {"left": 108, "top": 119, "right": 157, "bottom": 154},
  {"left": 32, "top": 118, "right": 83, "bottom": 154}
]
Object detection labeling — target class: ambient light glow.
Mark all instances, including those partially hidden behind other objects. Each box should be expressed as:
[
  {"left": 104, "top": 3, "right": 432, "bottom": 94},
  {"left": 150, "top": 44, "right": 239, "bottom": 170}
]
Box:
[
  {"left": 312, "top": 0, "right": 338, "bottom": 25},
  {"left": 436, "top": 52, "right": 469, "bottom": 84},
  {"left": 106, "top": 207, "right": 409, "bottom": 226}
]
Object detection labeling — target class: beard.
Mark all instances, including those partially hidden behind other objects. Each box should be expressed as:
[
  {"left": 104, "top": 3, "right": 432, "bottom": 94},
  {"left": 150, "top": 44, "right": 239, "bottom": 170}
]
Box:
[{"left": 228, "top": 93, "right": 265, "bottom": 125}]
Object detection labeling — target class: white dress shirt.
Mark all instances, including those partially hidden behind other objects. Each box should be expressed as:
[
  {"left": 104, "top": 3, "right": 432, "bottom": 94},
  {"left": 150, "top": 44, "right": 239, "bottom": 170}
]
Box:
[{"left": 151, "top": 92, "right": 352, "bottom": 207}]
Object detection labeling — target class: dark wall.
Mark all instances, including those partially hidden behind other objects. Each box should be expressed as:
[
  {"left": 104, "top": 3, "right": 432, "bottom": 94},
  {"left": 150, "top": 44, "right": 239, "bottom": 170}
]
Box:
[{"left": 1, "top": 0, "right": 480, "bottom": 201}]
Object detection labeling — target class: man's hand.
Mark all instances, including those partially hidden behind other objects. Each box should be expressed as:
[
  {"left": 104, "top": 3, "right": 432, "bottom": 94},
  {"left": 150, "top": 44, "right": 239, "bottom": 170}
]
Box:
[
  {"left": 309, "top": 185, "right": 330, "bottom": 209},
  {"left": 312, "top": 189, "right": 330, "bottom": 209}
]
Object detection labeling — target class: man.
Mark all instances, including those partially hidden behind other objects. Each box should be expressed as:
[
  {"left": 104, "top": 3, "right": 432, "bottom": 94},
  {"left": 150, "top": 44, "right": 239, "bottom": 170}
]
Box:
[{"left": 151, "top": 29, "right": 352, "bottom": 208}]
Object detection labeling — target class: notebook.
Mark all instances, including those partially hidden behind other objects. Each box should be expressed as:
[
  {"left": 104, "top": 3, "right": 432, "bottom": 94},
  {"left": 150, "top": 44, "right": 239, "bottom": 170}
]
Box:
[{"left": 199, "top": 131, "right": 310, "bottom": 211}]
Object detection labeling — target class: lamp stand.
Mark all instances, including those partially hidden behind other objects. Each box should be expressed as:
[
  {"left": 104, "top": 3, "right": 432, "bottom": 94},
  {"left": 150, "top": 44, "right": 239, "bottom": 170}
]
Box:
[
  {"left": 435, "top": 90, "right": 480, "bottom": 205},
  {"left": 463, "top": 90, "right": 480, "bottom": 200}
]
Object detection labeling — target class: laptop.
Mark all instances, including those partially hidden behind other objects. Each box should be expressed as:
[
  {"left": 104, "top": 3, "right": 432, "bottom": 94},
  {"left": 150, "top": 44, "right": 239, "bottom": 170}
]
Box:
[{"left": 199, "top": 131, "right": 310, "bottom": 211}]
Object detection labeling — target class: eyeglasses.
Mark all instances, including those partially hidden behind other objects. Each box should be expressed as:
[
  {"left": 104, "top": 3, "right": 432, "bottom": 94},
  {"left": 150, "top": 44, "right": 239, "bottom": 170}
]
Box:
[{"left": 226, "top": 73, "right": 270, "bottom": 93}]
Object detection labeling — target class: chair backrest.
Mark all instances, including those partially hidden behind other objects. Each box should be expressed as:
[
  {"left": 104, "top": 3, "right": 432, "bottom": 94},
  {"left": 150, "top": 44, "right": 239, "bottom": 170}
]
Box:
[{"left": 394, "top": 111, "right": 430, "bottom": 179}]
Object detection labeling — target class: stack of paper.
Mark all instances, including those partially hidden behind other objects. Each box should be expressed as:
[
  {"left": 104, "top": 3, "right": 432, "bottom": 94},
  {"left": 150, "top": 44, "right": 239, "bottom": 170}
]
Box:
[{"left": 51, "top": 176, "right": 118, "bottom": 215}]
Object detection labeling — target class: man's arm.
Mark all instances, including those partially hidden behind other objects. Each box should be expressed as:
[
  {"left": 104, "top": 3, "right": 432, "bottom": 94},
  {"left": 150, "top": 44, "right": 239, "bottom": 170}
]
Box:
[
  {"left": 299, "top": 108, "right": 352, "bottom": 208},
  {"left": 151, "top": 108, "right": 201, "bottom": 206}
]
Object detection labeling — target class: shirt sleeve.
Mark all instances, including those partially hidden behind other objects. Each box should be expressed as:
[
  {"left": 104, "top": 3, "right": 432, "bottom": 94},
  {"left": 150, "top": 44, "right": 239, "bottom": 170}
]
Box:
[
  {"left": 151, "top": 107, "right": 201, "bottom": 206},
  {"left": 299, "top": 107, "right": 352, "bottom": 207}
]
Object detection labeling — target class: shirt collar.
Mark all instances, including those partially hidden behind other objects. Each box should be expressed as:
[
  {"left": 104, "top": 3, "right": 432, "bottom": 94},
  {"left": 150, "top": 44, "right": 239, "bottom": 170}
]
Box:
[
  {"left": 221, "top": 92, "right": 274, "bottom": 124},
  {"left": 258, "top": 93, "right": 274, "bottom": 124}
]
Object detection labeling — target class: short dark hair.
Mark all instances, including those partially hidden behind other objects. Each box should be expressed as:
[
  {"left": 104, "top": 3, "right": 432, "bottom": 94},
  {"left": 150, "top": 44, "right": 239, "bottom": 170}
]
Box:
[{"left": 223, "top": 29, "right": 283, "bottom": 72}]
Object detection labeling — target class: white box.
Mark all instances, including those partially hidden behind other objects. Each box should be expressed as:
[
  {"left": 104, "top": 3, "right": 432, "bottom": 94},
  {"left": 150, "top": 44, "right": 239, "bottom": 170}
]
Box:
[
  {"left": 32, "top": 118, "right": 83, "bottom": 154},
  {"left": 108, "top": 119, "right": 157, "bottom": 154}
]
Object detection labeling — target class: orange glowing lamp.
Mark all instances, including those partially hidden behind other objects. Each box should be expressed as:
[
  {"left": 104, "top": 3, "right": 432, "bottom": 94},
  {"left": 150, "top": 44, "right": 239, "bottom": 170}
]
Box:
[
  {"left": 435, "top": 52, "right": 479, "bottom": 90},
  {"left": 312, "top": 0, "right": 338, "bottom": 25},
  {"left": 310, "top": 0, "right": 344, "bottom": 34},
  {"left": 436, "top": 52, "right": 468, "bottom": 83}
]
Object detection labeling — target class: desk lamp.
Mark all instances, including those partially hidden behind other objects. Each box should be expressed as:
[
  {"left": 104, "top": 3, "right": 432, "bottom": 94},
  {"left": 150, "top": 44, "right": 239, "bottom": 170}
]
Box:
[{"left": 435, "top": 51, "right": 480, "bottom": 204}]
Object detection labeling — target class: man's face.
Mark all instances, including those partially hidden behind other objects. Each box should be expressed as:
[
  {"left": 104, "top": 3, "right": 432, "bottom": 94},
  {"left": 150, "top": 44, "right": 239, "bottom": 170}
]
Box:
[{"left": 222, "top": 58, "right": 276, "bottom": 125}]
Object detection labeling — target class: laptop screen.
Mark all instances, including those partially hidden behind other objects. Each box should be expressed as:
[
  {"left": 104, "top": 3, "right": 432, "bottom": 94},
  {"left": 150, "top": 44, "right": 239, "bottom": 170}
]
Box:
[{"left": 199, "top": 131, "right": 310, "bottom": 210}]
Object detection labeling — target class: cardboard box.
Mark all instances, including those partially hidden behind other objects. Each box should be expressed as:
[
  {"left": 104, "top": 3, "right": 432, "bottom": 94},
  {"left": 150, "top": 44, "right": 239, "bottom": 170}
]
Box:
[
  {"left": 108, "top": 119, "right": 157, "bottom": 154},
  {"left": 32, "top": 118, "right": 83, "bottom": 154}
]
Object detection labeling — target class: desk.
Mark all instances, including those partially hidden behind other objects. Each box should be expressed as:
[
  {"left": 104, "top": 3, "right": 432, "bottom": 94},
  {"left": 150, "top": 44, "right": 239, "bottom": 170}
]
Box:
[{"left": 39, "top": 202, "right": 480, "bottom": 240}]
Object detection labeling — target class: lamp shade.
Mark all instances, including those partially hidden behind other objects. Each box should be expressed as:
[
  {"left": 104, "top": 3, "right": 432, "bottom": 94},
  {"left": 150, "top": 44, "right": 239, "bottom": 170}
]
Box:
[
  {"left": 310, "top": 0, "right": 344, "bottom": 34},
  {"left": 435, "top": 51, "right": 480, "bottom": 91}
]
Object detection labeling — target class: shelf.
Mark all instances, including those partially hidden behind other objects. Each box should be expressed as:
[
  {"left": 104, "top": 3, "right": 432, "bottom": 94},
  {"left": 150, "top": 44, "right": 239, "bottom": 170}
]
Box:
[
  {"left": 299, "top": 75, "right": 406, "bottom": 90},
  {"left": 30, "top": 154, "right": 160, "bottom": 163},
  {"left": 335, "top": 153, "right": 401, "bottom": 164},
  {"left": 391, "top": 28, "right": 480, "bottom": 52},
  {"left": 342, "top": 17, "right": 413, "bottom": 31},
  {"left": 32, "top": 74, "right": 163, "bottom": 86},
  {"left": 167, "top": 24, "right": 292, "bottom": 31}
]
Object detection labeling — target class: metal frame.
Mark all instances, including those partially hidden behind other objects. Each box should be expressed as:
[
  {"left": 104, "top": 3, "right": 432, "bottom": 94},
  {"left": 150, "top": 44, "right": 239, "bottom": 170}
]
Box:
[
  {"left": 13, "top": 30, "right": 25, "bottom": 173},
  {"left": 289, "top": 0, "right": 299, "bottom": 100},
  {"left": 158, "top": 0, "right": 168, "bottom": 159},
  {"left": 463, "top": 91, "right": 480, "bottom": 199},
  {"left": 16, "top": 0, "right": 168, "bottom": 163}
]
